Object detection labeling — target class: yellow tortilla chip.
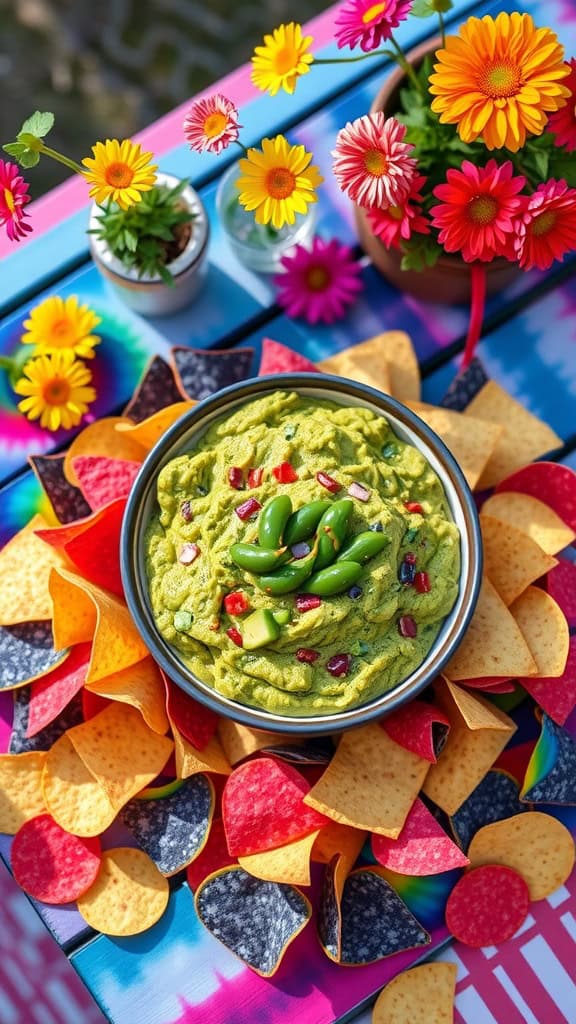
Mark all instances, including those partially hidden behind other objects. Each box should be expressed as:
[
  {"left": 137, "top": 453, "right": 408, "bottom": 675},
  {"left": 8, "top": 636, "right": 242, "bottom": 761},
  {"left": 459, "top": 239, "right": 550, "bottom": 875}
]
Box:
[
  {"left": 319, "top": 331, "right": 420, "bottom": 401},
  {"left": 303, "top": 724, "right": 429, "bottom": 839},
  {"left": 480, "top": 514, "right": 557, "bottom": 606},
  {"left": 318, "top": 343, "right": 392, "bottom": 395},
  {"left": 372, "top": 962, "right": 457, "bottom": 1024},
  {"left": 217, "top": 719, "right": 299, "bottom": 765},
  {"left": 67, "top": 703, "right": 173, "bottom": 812},
  {"left": 481, "top": 492, "right": 576, "bottom": 554},
  {"left": 239, "top": 830, "right": 320, "bottom": 886},
  {"left": 444, "top": 576, "right": 537, "bottom": 680},
  {"left": 77, "top": 847, "right": 169, "bottom": 936},
  {"left": 86, "top": 657, "right": 169, "bottom": 735},
  {"left": 0, "top": 515, "right": 69, "bottom": 626},
  {"left": 467, "top": 812, "right": 575, "bottom": 901},
  {"left": 64, "top": 417, "right": 146, "bottom": 486},
  {"left": 115, "top": 401, "right": 194, "bottom": 451},
  {"left": 0, "top": 752, "right": 47, "bottom": 833},
  {"left": 312, "top": 821, "right": 367, "bottom": 867},
  {"left": 172, "top": 720, "right": 231, "bottom": 778},
  {"left": 407, "top": 402, "right": 503, "bottom": 491},
  {"left": 423, "top": 680, "right": 516, "bottom": 815},
  {"left": 50, "top": 567, "right": 149, "bottom": 683},
  {"left": 465, "top": 381, "right": 562, "bottom": 489},
  {"left": 42, "top": 734, "right": 117, "bottom": 837},
  {"left": 511, "top": 586, "right": 570, "bottom": 679}
]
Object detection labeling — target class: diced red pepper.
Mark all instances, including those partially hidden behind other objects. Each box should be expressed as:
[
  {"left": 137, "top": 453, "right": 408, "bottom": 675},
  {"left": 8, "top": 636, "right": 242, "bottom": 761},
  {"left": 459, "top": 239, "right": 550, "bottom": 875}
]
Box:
[
  {"left": 235, "top": 498, "right": 262, "bottom": 521},
  {"left": 316, "top": 471, "right": 341, "bottom": 493},
  {"left": 295, "top": 594, "right": 322, "bottom": 613},
  {"left": 326, "top": 654, "right": 352, "bottom": 677},
  {"left": 414, "top": 572, "right": 431, "bottom": 594},
  {"left": 228, "top": 467, "right": 244, "bottom": 490},
  {"left": 272, "top": 462, "right": 299, "bottom": 484},
  {"left": 247, "top": 468, "right": 264, "bottom": 488},
  {"left": 224, "top": 591, "right": 250, "bottom": 616},
  {"left": 226, "top": 627, "right": 243, "bottom": 647},
  {"left": 296, "top": 648, "right": 321, "bottom": 663},
  {"left": 404, "top": 552, "right": 417, "bottom": 564},
  {"left": 404, "top": 501, "right": 424, "bottom": 514},
  {"left": 398, "top": 615, "right": 417, "bottom": 638}
]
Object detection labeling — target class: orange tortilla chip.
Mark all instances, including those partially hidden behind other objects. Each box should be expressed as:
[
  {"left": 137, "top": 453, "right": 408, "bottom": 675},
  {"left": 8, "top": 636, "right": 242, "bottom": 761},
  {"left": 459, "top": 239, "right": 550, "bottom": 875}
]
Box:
[
  {"left": 465, "top": 381, "right": 562, "bottom": 489},
  {"left": 0, "top": 752, "right": 47, "bottom": 833},
  {"left": 408, "top": 402, "right": 503, "bottom": 491},
  {"left": 467, "top": 812, "right": 575, "bottom": 901},
  {"left": 480, "top": 514, "right": 557, "bottom": 606},
  {"left": 423, "top": 680, "right": 516, "bottom": 815},
  {"left": 511, "top": 586, "right": 570, "bottom": 679},
  {"left": 239, "top": 830, "right": 320, "bottom": 886},
  {"left": 372, "top": 962, "right": 457, "bottom": 1024},
  {"left": 0, "top": 516, "right": 69, "bottom": 626},
  {"left": 481, "top": 492, "right": 576, "bottom": 554},
  {"left": 444, "top": 576, "right": 537, "bottom": 680},
  {"left": 321, "top": 331, "right": 419, "bottom": 401},
  {"left": 312, "top": 821, "right": 367, "bottom": 867},
  {"left": 217, "top": 720, "right": 299, "bottom": 765},
  {"left": 42, "top": 733, "right": 117, "bottom": 837},
  {"left": 63, "top": 417, "right": 146, "bottom": 486},
  {"left": 85, "top": 657, "right": 169, "bottom": 735},
  {"left": 77, "top": 847, "right": 169, "bottom": 936},
  {"left": 115, "top": 401, "right": 194, "bottom": 450},
  {"left": 303, "top": 724, "right": 429, "bottom": 839},
  {"left": 172, "top": 720, "right": 231, "bottom": 778}
]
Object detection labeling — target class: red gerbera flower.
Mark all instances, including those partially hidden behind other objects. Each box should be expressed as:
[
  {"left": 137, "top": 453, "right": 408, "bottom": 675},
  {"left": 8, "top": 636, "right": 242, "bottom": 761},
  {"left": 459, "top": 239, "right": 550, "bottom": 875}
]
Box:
[
  {"left": 430, "top": 159, "right": 526, "bottom": 263},
  {"left": 183, "top": 94, "right": 241, "bottom": 155},
  {"left": 335, "top": 0, "right": 414, "bottom": 53},
  {"left": 548, "top": 58, "right": 576, "bottom": 152},
  {"left": 367, "top": 173, "right": 430, "bottom": 249},
  {"left": 514, "top": 179, "right": 576, "bottom": 271},
  {"left": 332, "top": 114, "right": 417, "bottom": 210},
  {"left": 0, "top": 160, "right": 33, "bottom": 242}
]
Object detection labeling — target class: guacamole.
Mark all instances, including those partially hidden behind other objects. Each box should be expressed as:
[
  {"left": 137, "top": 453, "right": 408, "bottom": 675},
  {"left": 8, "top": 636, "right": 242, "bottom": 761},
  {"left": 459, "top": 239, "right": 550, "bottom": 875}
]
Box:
[{"left": 145, "top": 391, "right": 460, "bottom": 716}]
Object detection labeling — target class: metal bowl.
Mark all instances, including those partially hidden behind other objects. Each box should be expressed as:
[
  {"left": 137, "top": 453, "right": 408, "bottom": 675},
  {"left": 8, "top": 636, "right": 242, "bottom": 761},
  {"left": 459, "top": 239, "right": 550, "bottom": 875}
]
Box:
[{"left": 121, "top": 373, "right": 482, "bottom": 734}]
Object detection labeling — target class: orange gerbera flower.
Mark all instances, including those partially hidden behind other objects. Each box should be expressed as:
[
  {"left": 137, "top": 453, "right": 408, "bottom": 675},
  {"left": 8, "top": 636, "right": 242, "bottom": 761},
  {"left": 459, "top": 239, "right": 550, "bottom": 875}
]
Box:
[{"left": 429, "top": 12, "right": 571, "bottom": 152}]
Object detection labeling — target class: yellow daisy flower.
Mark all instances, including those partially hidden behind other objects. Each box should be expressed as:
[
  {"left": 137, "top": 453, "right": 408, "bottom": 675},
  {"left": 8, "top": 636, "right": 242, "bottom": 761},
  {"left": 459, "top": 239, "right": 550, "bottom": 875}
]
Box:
[
  {"left": 237, "top": 135, "right": 323, "bottom": 230},
  {"left": 82, "top": 139, "right": 158, "bottom": 210},
  {"left": 21, "top": 295, "right": 102, "bottom": 359},
  {"left": 14, "top": 351, "right": 96, "bottom": 432},
  {"left": 251, "top": 22, "right": 314, "bottom": 96},
  {"left": 429, "top": 12, "right": 571, "bottom": 152}
]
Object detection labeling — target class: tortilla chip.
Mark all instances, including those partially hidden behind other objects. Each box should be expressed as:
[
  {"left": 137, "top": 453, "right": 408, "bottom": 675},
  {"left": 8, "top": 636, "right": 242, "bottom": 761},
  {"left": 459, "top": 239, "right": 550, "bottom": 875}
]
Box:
[
  {"left": 0, "top": 516, "right": 69, "bottom": 626},
  {"left": 0, "top": 752, "right": 47, "bottom": 833},
  {"left": 239, "top": 829, "right": 320, "bottom": 886},
  {"left": 445, "top": 864, "right": 530, "bottom": 947},
  {"left": 303, "top": 724, "right": 429, "bottom": 839},
  {"left": 63, "top": 417, "right": 146, "bottom": 487},
  {"left": 28, "top": 453, "right": 91, "bottom": 524},
  {"left": 521, "top": 714, "right": 576, "bottom": 806},
  {"left": 186, "top": 818, "right": 237, "bottom": 892},
  {"left": 85, "top": 657, "right": 169, "bottom": 735},
  {"left": 467, "top": 811, "right": 575, "bottom": 900},
  {"left": 480, "top": 514, "right": 557, "bottom": 606},
  {"left": 372, "top": 798, "right": 469, "bottom": 875},
  {"left": 0, "top": 621, "right": 69, "bottom": 691},
  {"left": 496, "top": 461, "right": 576, "bottom": 531},
  {"left": 11, "top": 814, "right": 102, "bottom": 904},
  {"left": 483, "top": 492, "right": 575, "bottom": 558},
  {"left": 171, "top": 346, "right": 255, "bottom": 401},
  {"left": 465, "top": 381, "right": 562, "bottom": 489},
  {"left": 372, "top": 963, "right": 457, "bottom": 1024},
  {"left": 521, "top": 635, "right": 576, "bottom": 727},
  {"left": 38, "top": 498, "right": 125, "bottom": 599},
  {"left": 450, "top": 769, "right": 527, "bottom": 852},
  {"left": 172, "top": 720, "right": 231, "bottom": 778},
  {"left": 408, "top": 402, "right": 502, "bottom": 490},
  {"left": 42, "top": 733, "right": 117, "bottom": 836},
  {"left": 122, "top": 774, "right": 214, "bottom": 877},
  {"left": 77, "top": 847, "right": 170, "bottom": 936},
  {"left": 317, "top": 852, "right": 350, "bottom": 961},
  {"left": 328, "top": 332, "right": 419, "bottom": 401},
  {"left": 27, "top": 642, "right": 91, "bottom": 737},
  {"left": 116, "top": 402, "right": 193, "bottom": 451},
  {"left": 11, "top": 688, "right": 83, "bottom": 754},
  {"left": 123, "top": 354, "right": 184, "bottom": 421},
  {"left": 511, "top": 586, "right": 569, "bottom": 679},
  {"left": 260, "top": 338, "right": 319, "bottom": 375},
  {"left": 311, "top": 821, "right": 366, "bottom": 868},
  {"left": 164, "top": 673, "right": 218, "bottom": 751},
  {"left": 318, "top": 341, "right": 392, "bottom": 395},
  {"left": 338, "top": 868, "right": 430, "bottom": 964},
  {"left": 444, "top": 576, "right": 537, "bottom": 680},
  {"left": 217, "top": 719, "right": 298, "bottom": 765},
  {"left": 441, "top": 357, "right": 489, "bottom": 412},
  {"left": 423, "top": 680, "right": 516, "bottom": 816},
  {"left": 381, "top": 699, "right": 450, "bottom": 763},
  {"left": 547, "top": 560, "right": 576, "bottom": 627},
  {"left": 72, "top": 455, "right": 141, "bottom": 510}
]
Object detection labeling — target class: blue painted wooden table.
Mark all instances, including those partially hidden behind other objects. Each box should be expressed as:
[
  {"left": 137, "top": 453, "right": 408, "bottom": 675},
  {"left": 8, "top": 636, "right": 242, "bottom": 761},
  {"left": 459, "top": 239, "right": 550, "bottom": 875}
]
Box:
[{"left": 1, "top": 1, "right": 576, "bottom": 1022}]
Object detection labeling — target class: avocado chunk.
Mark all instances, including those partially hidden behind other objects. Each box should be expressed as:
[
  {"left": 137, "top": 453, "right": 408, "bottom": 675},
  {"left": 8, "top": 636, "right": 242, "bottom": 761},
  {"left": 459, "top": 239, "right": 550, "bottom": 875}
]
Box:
[
  {"left": 272, "top": 608, "right": 291, "bottom": 626},
  {"left": 242, "top": 608, "right": 281, "bottom": 650}
]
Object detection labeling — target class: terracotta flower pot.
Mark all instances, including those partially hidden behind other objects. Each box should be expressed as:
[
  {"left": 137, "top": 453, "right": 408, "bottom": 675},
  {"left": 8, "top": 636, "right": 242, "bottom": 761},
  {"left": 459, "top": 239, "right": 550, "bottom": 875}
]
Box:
[{"left": 354, "top": 37, "right": 521, "bottom": 305}]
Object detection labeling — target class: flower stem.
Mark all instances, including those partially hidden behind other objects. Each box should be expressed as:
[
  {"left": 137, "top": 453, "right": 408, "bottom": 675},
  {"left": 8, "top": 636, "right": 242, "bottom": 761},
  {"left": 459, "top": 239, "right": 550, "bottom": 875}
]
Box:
[
  {"left": 36, "top": 142, "right": 86, "bottom": 176},
  {"left": 314, "top": 48, "right": 395, "bottom": 64},
  {"left": 0, "top": 356, "right": 15, "bottom": 372},
  {"left": 438, "top": 10, "right": 446, "bottom": 48},
  {"left": 234, "top": 140, "right": 248, "bottom": 157},
  {"left": 389, "top": 36, "right": 425, "bottom": 94},
  {"left": 461, "top": 263, "right": 487, "bottom": 370}
]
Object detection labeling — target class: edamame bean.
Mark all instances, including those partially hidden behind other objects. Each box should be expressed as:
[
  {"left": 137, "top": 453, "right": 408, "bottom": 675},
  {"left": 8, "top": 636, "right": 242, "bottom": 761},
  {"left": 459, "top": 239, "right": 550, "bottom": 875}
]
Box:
[
  {"left": 258, "top": 495, "right": 292, "bottom": 549},
  {"left": 254, "top": 545, "right": 318, "bottom": 596},
  {"left": 302, "top": 561, "right": 363, "bottom": 596},
  {"left": 315, "top": 499, "right": 354, "bottom": 571},
  {"left": 283, "top": 500, "right": 330, "bottom": 546},
  {"left": 337, "top": 531, "right": 389, "bottom": 564},
  {"left": 230, "top": 543, "right": 288, "bottom": 574}
]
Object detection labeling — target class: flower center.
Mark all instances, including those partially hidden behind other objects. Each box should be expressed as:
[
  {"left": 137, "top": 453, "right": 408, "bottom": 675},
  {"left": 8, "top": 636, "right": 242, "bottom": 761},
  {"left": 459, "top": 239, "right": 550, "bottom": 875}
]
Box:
[
  {"left": 468, "top": 194, "right": 499, "bottom": 226},
  {"left": 274, "top": 46, "right": 298, "bottom": 76},
  {"left": 479, "top": 60, "right": 522, "bottom": 99},
  {"left": 531, "top": 210, "right": 557, "bottom": 237},
  {"left": 265, "top": 167, "right": 296, "bottom": 200},
  {"left": 49, "top": 318, "right": 74, "bottom": 343},
  {"left": 3, "top": 188, "right": 15, "bottom": 214},
  {"left": 389, "top": 205, "right": 404, "bottom": 221},
  {"left": 203, "top": 112, "right": 228, "bottom": 138},
  {"left": 362, "top": 2, "right": 388, "bottom": 25},
  {"left": 306, "top": 266, "right": 330, "bottom": 291},
  {"left": 364, "top": 149, "right": 388, "bottom": 176},
  {"left": 42, "top": 376, "right": 71, "bottom": 407},
  {"left": 104, "top": 162, "right": 134, "bottom": 188}
]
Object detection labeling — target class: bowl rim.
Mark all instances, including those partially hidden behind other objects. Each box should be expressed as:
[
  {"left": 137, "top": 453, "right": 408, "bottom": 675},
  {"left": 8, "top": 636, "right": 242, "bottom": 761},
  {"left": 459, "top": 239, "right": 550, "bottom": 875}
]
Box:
[{"left": 121, "top": 372, "right": 483, "bottom": 734}]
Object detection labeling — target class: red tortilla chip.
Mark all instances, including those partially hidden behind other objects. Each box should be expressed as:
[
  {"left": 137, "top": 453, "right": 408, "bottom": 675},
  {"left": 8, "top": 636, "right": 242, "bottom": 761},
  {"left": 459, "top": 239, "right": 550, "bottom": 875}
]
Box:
[
  {"left": 495, "top": 462, "right": 576, "bottom": 532},
  {"left": 445, "top": 864, "right": 530, "bottom": 947},
  {"left": 547, "top": 560, "right": 576, "bottom": 628},
  {"left": 27, "top": 642, "right": 91, "bottom": 737},
  {"left": 457, "top": 676, "right": 516, "bottom": 693},
  {"left": 494, "top": 742, "right": 536, "bottom": 785},
  {"left": 371, "top": 798, "right": 469, "bottom": 875},
  {"left": 46, "top": 499, "right": 125, "bottom": 598},
  {"left": 259, "top": 338, "right": 319, "bottom": 376},
  {"left": 82, "top": 690, "right": 110, "bottom": 720},
  {"left": 520, "top": 635, "right": 576, "bottom": 727},
  {"left": 222, "top": 757, "right": 329, "bottom": 857},
  {"left": 186, "top": 818, "right": 237, "bottom": 891},
  {"left": 382, "top": 700, "right": 450, "bottom": 763},
  {"left": 164, "top": 674, "right": 219, "bottom": 751},
  {"left": 72, "top": 456, "right": 141, "bottom": 510},
  {"left": 64, "top": 417, "right": 145, "bottom": 487},
  {"left": 11, "top": 814, "right": 101, "bottom": 904},
  {"left": 28, "top": 453, "right": 91, "bottom": 524}
]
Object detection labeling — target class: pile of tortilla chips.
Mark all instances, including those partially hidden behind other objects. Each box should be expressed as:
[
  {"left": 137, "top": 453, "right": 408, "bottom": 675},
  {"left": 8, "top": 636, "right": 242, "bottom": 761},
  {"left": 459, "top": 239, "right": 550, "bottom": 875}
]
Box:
[{"left": 1, "top": 335, "right": 575, "bottom": 988}]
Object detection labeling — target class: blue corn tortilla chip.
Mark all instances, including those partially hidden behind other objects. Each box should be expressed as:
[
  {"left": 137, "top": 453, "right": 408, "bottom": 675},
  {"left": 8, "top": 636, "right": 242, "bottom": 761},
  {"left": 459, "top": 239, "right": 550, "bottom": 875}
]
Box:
[
  {"left": 195, "top": 866, "right": 311, "bottom": 976},
  {"left": 9, "top": 689, "right": 83, "bottom": 754},
  {"left": 123, "top": 355, "right": 183, "bottom": 422},
  {"left": 171, "top": 346, "right": 255, "bottom": 401},
  {"left": 440, "top": 358, "right": 489, "bottom": 412},
  {"left": 450, "top": 770, "right": 527, "bottom": 851},
  {"left": 339, "top": 869, "right": 430, "bottom": 965},
  {"left": 521, "top": 715, "right": 576, "bottom": 806},
  {"left": 261, "top": 743, "right": 332, "bottom": 766},
  {"left": 29, "top": 455, "right": 91, "bottom": 524},
  {"left": 121, "top": 774, "right": 214, "bottom": 876},
  {"left": 317, "top": 855, "right": 342, "bottom": 961},
  {"left": 0, "top": 623, "right": 69, "bottom": 691}
]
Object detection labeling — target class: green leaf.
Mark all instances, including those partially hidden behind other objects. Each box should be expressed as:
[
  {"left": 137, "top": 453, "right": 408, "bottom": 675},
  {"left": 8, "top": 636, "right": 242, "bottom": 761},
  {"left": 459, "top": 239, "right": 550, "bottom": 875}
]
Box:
[
  {"left": 400, "top": 236, "right": 442, "bottom": 272},
  {"left": 411, "top": 0, "right": 452, "bottom": 16},
  {"left": 17, "top": 149, "right": 40, "bottom": 168},
  {"left": 548, "top": 155, "right": 576, "bottom": 188},
  {"left": 19, "top": 111, "right": 54, "bottom": 139},
  {"left": 532, "top": 149, "right": 549, "bottom": 181},
  {"left": 2, "top": 142, "right": 28, "bottom": 159},
  {"left": 123, "top": 229, "right": 138, "bottom": 252}
]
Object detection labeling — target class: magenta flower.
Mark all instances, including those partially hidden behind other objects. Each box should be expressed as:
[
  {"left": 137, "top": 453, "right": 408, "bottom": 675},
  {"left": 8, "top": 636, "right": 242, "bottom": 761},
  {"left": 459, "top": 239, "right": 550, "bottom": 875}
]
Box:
[
  {"left": 0, "top": 160, "right": 33, "bottom": 242},
  {"left": 335, "top": 0, "right": 414, "bottom": 52},
  {"left": 367, "top": 173, "right": 430, "bottom": 249},
  {"left": 183, "top": 94, "right": 242, "bottom": 155},
  {"left": 274, "top": 238, "right": 363, "bottom": 324},
  {"left": 548, "top": 59, "right": 576, "bottom": 153},
  {"left": 513, "top": 179, "right": 576, "bottom": 271},
  {"left": 332, "top": 113, "right": 417, "bottom": 210}
]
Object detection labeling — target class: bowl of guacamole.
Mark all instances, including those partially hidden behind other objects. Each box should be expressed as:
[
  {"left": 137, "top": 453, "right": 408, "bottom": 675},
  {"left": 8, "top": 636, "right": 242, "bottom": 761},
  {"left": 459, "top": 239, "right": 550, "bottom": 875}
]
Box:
[{"left": 121, "top": 374, "right": 482, "bottom": 734}]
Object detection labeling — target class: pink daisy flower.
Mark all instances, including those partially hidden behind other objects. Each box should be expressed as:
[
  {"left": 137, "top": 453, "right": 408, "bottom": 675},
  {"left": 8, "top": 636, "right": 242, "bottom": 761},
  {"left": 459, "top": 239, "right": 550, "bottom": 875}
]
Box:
[
  {"left": 513, "top": 179, "right": 576, "bottom": 271},
  {"left": 548, "top": 59, "right": 576, "bottom": 152},
  {"left": 0, "top": 160, "right": 33, "bottom": 242},
  {"left": 335, "top": 0, "right": 414, "bottom": 53},
  {"left": 274, "top": 237, "right": 363, "bottom": 324},
  {"left": 332, "top": 114, "right": 417, "bottom": 210},
  {"left": 367, "top": 173, "right": 430, "bottom": 249},
  {"left": 183, "top": 94, "right": 241, "bottom": 155}
]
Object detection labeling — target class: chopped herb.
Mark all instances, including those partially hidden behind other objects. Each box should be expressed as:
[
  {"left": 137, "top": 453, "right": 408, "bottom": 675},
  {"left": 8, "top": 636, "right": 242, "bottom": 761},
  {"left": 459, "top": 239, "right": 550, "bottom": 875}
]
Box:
[
  {"left": 405, "top": 527, "right": 419, "bottom": 543},
  {"left": 284, "top": 424, "right": 297, "bottom": 440},
  {"left": 350, "top": 639, "right": 370, "bottom": 656},
  {"left": 382, "top": 443, "right": 398, "bottom": 459}
]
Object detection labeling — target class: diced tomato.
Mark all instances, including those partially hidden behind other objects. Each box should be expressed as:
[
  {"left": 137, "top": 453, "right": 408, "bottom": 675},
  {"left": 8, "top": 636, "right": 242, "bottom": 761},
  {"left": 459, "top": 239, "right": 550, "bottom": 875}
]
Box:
[
  {"left": 224, "top": 591, "right": 250, "bottom": 616},
  {"left": 414, "top": 572, "right": 431, "bottom": 594},
  {"left": 228, "top": 467, "right": 244, "bottom": 490},
  {"left": 316, "top": 471, "right": 341, "bottom": 493},
  {"left": 226, "top": 627, "right": 243, "bottom": 647},
  {"left": 248, "top": 468, "right": 264, "bottom": 488},
  {"left": 404, "top": 502, "right": 424, "bottom": 514},
  {"left": 272, "top": 462, "right": 299, "bottom": 483},
  {"left": 295, "top": 594, "right": 322, "bottom": 613},
  {"left": 235, "top": 498, "right": 262, "bottom": 521}
]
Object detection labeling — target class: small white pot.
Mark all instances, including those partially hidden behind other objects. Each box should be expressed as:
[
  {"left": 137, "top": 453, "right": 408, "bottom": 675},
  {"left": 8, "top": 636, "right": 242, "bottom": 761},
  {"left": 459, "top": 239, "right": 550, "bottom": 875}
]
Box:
[{"left": 88, "top": 172, "right": 209, "bottom": 316}]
